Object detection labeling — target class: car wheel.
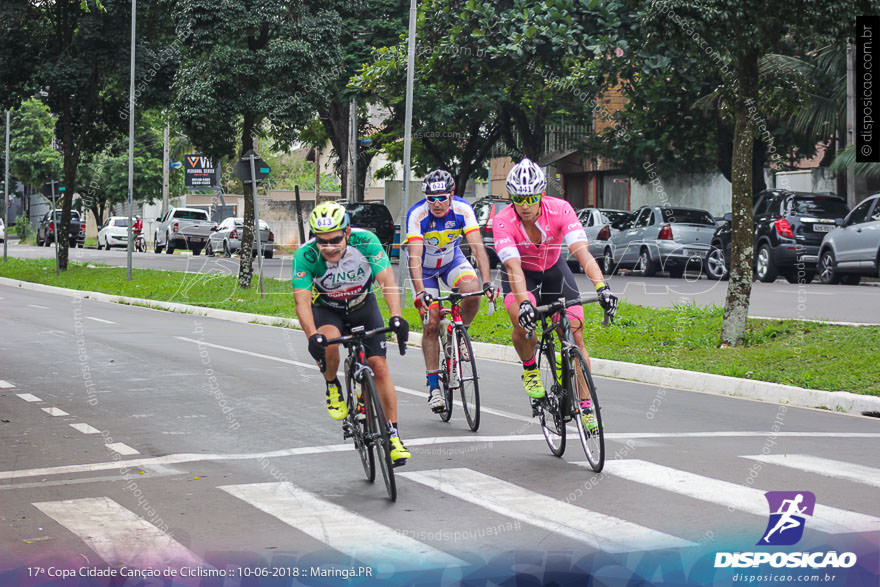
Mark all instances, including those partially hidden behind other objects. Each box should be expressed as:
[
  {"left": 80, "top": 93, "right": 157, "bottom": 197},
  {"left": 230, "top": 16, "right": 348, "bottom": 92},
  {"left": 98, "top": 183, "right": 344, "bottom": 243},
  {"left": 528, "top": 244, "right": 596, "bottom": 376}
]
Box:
[
  {"left": 755, "top": 244, "right": 778, "bottom": 282},
  {"left": 205, "top": 241, "right": 214, "bottom": 256},
  {"left": 638, "top": 249, "right": 657, "bottom": 277},
  {"left": 818, "top": 250, "right": 839, "bottom": 284},
  {"left": 154, "top": 233, "right": 163, "bottom": 254},
  {"left": 602, "top": 248, "right": 617, "bottom": 276},
  {"left": 223, "top": 241, "right": 231, "bottom": 258},
  {"left": 165, "top": 234, "right": 175, "bottom": 254},
  {"left": 264, "top": 249, "right": 273, "bottom": 259},
  {"left": 785, "top": 271, "right": 814, "bottom": 284},
  {"left": 841, "top": 274, "right": 861, "bottom": 285},
  {"left": 705, "top": 245, "right": 728, "bottom": 280},
  {"left": 192, "top": 246, "right": 201, "bottom": 256}
]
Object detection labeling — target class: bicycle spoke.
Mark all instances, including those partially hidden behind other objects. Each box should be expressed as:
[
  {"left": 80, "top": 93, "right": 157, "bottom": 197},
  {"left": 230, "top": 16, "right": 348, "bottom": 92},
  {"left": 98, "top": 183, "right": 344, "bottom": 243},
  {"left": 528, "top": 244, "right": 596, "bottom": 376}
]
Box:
[{"left": 456, "top": 326, "right": 480, "bottom": 431}]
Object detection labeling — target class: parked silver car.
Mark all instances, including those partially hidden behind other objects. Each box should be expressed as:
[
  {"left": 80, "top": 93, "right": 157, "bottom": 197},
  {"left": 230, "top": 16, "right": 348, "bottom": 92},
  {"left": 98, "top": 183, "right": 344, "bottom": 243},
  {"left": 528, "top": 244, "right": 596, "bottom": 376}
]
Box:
[
  {"left": 599, "top": 206, "right": 716, "bottom": 277},
  {"left": 817, "top": 193, "right": 880, "bottom": 285},
  {"left": 206, "top": 217, "right": 274, "bottom": 258},
  {"left": 565, "top": 208, "right": 633, "bottom": 272}
]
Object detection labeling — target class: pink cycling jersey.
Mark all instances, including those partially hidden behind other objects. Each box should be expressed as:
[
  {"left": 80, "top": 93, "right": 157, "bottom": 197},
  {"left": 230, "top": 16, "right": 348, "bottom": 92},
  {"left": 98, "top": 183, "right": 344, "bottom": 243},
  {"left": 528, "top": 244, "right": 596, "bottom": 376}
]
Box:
[{"left": 492, "top": 196, "right": 588, "bottom": 272}]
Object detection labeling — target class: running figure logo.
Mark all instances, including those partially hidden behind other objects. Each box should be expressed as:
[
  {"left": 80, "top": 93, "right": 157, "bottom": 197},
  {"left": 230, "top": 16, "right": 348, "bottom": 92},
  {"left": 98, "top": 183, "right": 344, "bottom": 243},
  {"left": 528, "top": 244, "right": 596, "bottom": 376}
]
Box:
[{"left": 758, "top": 491, "right": 816, "bottom": 546}]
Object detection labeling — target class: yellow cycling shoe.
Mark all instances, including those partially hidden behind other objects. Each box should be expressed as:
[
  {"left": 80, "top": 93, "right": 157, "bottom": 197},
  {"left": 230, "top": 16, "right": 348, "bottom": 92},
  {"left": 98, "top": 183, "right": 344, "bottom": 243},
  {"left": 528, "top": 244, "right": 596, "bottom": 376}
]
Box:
[
  {"left": 522, "top": 368, "right": 546, "bottom": 399},
  {"left": 325, "top": 382, "right": 348, "bottom": 421},
  {"left": 389, "top": 435, "right": 411, "bottom": 466}
]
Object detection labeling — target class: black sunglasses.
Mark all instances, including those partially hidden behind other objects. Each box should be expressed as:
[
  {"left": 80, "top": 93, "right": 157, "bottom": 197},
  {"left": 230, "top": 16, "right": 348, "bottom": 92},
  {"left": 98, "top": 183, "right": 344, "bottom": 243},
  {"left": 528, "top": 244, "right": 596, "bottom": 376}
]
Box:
[{"left": 316, "top": 234, "right": 345, "bottom": 246}]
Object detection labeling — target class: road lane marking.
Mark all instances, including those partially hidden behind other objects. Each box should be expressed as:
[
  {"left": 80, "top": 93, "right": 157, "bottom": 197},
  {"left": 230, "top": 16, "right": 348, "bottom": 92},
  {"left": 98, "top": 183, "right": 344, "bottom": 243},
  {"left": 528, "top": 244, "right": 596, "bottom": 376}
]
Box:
[
  {"left": 220, "top": 482, "right": 464, "bottom": 571},
  {"left": 27, "top": 304, "right": 49, "bottom": 309},
  {"left": 86, "top": 316, "right": 117, "bottom": 324},
  {"left": 3, "top": 433, "right": 880, "bottom": 482},
  {"left": 17, "top": 393, "right": 41, "bottom": 402},
  {"left": 105, "top": 442, "right": 139, "bottom": 456},
  {"left": 743, "top": 454, "right": 880, "bottom": 488},
  {"left": 400, "top": 468, "right": 695, "bottom": 553},
  {"left": 42, "top": 407, "right": 68, "bottom": 416},
  {"left": 70, "top": 423, "right": 101, "bottom": 434},
  {"left": 33, "top": 497, "right": 202, "bottom": 567},
  {"left": 587, "top": 460, "right": 880, "bottom": 535},
  {"left": 0, "top": 380, "right": 15, "bottom": 389}
]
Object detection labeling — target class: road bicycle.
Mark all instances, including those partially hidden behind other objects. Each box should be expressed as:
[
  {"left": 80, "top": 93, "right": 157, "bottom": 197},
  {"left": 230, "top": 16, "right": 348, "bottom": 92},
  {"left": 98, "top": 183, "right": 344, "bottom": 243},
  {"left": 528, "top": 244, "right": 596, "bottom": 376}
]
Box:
[
  {"left": 321, "top": 323, "right": 406, "bottom": 502},
  {"left": 528, "top": 294, "right": 613, "bottom": 472},
  {"left": 431, "top": 291, "right": 494, "bottom": 431}
]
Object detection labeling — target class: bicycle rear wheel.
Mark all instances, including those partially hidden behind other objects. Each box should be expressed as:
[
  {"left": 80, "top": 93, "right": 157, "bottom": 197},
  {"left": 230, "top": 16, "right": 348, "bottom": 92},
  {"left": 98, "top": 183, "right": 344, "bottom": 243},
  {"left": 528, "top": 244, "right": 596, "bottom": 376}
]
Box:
[
  {"left": 569, "top": 348, "right": 605, "bottom": 472},
  {"left": 537, "top": 338, "right": 566, "bottom": 457},
  {"left": 346, "top": 357, "right": 374, "bottom": 482},
  {"left": 363, "top": 372, "right": 397, "bottom": 501},
  {"left": 454, "top": 325, "right": 480, "bottom": 432},
  {"left": 438, "top": 356, "right": 453, "bottom": 423}
]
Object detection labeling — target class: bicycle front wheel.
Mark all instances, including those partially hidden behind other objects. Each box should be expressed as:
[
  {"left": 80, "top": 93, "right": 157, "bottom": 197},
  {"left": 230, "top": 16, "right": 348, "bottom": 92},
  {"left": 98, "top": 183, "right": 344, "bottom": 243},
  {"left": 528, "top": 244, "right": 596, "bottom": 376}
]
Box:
[
  {"left": 346, "top": 357, "right": 374, "bottom": 482},
  {"left": 454, "top": 325, "right": 480, "bottom": 432},
  {"left": 363, "top": 372, "right": 397, "bottom": 502},
  {"left": 568, "top": 348, "right": 605, "bottom": 472},
  {"left": 537, "top": 338, "right": 566, "bottom": 457}
]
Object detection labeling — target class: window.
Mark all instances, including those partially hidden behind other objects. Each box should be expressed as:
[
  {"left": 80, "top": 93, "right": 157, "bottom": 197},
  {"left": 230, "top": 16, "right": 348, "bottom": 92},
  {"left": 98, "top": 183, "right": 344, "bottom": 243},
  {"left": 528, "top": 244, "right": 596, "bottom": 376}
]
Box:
[
  {"left": 871, "top": 199, "right": 880, "bottom": 221},
  {"left": 753, "top": 194, "right": 772, "bottom": 216},
  {"left": 846, "top": 199, "right": 874, "bottom": 225},
  {"left": 113, "top": 218, "right": 130, "bottom": 227},
  {"left": 601, "top": 210, "right": 632, "bottom": 227},
  {"left": 661, "top": 208, "right": 715, "bottom": 225},
  {"left": 174, "top": 210, "right": 209, "bottom": 220},
  {"left": 789, "top": 196, "right": 849, "bottom": 218},
  {"left": 634, "top": 208, "right": 652, "bottom": 228}
]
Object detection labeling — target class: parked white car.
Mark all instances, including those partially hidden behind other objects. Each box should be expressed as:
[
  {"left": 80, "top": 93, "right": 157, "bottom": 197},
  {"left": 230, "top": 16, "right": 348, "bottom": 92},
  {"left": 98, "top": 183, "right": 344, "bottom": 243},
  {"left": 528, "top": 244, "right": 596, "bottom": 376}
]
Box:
[
  {"left": 97, "top": 216, "right": 132, "bottom": 249},
  {"left": 0, "top": 217, "right": 5, "bottom": 242}
]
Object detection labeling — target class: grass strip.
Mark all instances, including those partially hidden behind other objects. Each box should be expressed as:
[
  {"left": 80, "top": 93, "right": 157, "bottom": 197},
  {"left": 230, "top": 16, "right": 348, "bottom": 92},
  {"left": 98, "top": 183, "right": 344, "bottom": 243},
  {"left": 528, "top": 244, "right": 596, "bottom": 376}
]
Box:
[{"left": 1, "top": 257, "right": 877, "bottom": 395}]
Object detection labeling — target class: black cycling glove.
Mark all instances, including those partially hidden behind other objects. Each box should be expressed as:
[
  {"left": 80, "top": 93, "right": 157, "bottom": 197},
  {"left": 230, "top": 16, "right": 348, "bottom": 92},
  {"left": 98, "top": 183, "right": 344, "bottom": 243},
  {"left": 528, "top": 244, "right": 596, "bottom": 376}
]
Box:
[
  {"left": 307, "top": 333, "right": 326, "bottom": 363},
  {"left": 518, "top": 300, "right": 538, "bottom": 331}
]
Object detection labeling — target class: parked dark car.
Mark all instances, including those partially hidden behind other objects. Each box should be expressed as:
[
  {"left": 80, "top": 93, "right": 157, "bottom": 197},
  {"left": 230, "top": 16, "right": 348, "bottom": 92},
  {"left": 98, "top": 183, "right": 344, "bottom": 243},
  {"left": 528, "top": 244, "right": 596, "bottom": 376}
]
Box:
[
  {"left": 459, "top": 195, "right": 510, "bottom": 269},
  {"left": 753, "top": 190, "right": 849, "bottom": 283},
  {"left": 817, "top": 193, "right": 880, "bottom": 285},
  {"left": 345, "top": 201, "right": 395, "bottom": 256},
  {"left": 37, "top": 209, "right": 85, "bottom": 247}
]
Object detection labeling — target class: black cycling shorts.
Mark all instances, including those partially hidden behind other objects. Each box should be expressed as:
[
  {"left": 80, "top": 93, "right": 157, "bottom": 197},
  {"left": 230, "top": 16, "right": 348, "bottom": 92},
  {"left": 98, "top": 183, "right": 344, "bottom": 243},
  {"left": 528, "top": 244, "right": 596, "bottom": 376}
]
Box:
[
  {"left": 500, "top": 254, "right": 581, "bottom": 307},
  {"left": 312, "top": 293, "right": 387, "bottom": 358}
]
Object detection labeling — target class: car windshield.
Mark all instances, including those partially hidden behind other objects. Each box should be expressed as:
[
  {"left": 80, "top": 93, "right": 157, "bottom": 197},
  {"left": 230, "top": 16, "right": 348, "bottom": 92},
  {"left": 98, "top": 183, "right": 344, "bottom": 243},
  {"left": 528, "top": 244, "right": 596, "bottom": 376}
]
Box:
[
  {"left": 601, "top": 210, "right": 632, "bottom": 227},
  {"left": 114, "top": 218, "right": 130, "bottom": 227},
  {"left": 346, "top": 204, "right": 390, "bottom": 222},
  {"left": 53, "top": 211, "right": 80, "bottom": 220},
  {"left": 789, "top": 196, "right": 849, "bottom": 217},
  {"left": 232, "top": 219, "right": 269, "bottom": 229},
  {"left": 660, "top": 208, "right": 715, "bottom": 225},
  {"left": 174, "top": 210, "right": 208, "bottom": 220}
]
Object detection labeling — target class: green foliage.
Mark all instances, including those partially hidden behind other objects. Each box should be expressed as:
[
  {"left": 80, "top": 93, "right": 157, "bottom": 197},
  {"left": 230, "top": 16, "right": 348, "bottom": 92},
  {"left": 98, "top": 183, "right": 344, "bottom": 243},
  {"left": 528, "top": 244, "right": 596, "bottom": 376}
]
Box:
[
  {"left": 14, "top": 213, "right": 34, "bottom": 240},
  {"left": 259, "top": 152, "right": 340, "bottom": 192},
  {"left": 0, "top": 98, "right": 62, "bottom": 188}
]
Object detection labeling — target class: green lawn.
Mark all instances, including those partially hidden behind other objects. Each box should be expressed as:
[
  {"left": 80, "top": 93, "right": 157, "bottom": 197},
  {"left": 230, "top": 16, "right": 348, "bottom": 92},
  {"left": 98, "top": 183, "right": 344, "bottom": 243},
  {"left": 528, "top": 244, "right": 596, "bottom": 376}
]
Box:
[{"left": 1, "top": 257, "right": 877, "bottom": 395}]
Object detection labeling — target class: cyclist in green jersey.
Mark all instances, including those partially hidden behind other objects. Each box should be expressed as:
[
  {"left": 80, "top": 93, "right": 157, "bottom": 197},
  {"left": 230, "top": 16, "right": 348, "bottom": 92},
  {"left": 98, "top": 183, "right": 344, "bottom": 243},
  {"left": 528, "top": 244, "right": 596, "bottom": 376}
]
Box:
[{"left": 293, "top": 202, "right": 412, "bottom": 465}]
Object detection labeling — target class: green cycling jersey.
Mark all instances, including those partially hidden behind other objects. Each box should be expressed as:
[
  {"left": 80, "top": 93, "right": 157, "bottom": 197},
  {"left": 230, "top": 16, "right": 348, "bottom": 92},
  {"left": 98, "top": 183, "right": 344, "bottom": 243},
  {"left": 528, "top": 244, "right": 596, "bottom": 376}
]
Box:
[{"left": 292, "top": 228, "right": 391, "bottom": 310}]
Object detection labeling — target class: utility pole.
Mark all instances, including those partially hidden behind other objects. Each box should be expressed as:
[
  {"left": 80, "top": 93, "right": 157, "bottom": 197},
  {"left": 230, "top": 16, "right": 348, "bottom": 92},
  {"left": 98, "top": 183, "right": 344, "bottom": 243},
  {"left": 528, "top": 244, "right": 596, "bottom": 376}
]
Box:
[
  {"left": 396, "top": 0, "right": 418, "bottom": 308},
  {"left": 314, "top": 147, "right": 321, "bottom": 203},
  {"left": 348, "top": 97, "right": 357, "bottom": 203},
  {"left": 4, "top": 110, "right": 9, "bottom": 263},
  {"left": 126, "top": 0, "right": 137, "bottom": 281},
  {"left": 846, "top": 42, "right": 856, "bottom": 208},
  {"left": 247, "top": 152, "right": 265, "bottom": 298},
  {"left": 162, "top": 117, "right": 170, "bottom": 219}
]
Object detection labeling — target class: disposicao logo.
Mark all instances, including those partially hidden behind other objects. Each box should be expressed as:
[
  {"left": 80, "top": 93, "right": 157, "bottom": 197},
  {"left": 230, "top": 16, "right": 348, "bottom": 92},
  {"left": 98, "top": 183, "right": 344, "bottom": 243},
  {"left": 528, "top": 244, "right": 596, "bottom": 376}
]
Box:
[
  {"left": 759, "top": 491, "right": 815, "bottom": 546},
  {"left": 714, "top": 490, "right": 857, "bottom": 570}
]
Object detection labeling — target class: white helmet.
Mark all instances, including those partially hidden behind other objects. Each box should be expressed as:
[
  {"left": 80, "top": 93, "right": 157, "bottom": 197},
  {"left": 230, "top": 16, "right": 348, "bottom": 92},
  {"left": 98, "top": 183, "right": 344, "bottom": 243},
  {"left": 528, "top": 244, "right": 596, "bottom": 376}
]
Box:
[{"left": 505, "top": 158, "right": 546, "bottom": 196}]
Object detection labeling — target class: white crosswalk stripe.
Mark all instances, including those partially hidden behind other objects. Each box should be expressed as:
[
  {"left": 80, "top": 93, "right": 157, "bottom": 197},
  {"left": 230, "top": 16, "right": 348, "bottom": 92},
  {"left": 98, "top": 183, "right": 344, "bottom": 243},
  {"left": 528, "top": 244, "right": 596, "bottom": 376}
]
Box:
[
  {"left": 33, "top": 497, "right": 202, "bottom": 567},
  {"left": 0, "top": 380, "right": 15, "bottom": 389},
  {"left": 587, "top": 460, "right": 880, "bottom": 535},
  {"left": 399, "top": 468, "right": 695, "bottom": 553},
  {"left": 742, "top": 454, "right": 880, "bottom": 488},
  {"left": 220, "top": 482, "right": 465, "bottom": 571}
]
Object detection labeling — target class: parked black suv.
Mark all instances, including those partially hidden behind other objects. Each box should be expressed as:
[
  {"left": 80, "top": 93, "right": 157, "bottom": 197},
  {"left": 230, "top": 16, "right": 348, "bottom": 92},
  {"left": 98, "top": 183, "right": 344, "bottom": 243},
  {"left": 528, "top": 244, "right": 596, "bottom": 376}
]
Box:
[
  {"left": 459, "top": 196, "right": 510, "bottom": 269},
  {"left": 344, "top": 201, "right": 395, "bottom": 255},
  {"left": 753, "top": 190, "right": 849, "bottom": 283},
  {"left": 36, "top": 209, "right": 85, "bottom": 248}
]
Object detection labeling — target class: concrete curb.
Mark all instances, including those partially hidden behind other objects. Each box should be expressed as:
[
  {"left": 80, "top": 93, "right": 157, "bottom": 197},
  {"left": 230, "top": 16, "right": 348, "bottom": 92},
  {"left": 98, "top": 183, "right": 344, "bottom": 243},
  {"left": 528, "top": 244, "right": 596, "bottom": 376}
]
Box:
[{"left": 3, "top": 276, "right": 879, "bottom": 417}]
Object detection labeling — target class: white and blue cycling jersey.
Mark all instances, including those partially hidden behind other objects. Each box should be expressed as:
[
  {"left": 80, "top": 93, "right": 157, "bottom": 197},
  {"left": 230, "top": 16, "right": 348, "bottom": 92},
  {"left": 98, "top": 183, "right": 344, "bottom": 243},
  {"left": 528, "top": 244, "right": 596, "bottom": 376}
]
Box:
[{"left": 404, "top": 196, "right": 481, "bottom": 270}]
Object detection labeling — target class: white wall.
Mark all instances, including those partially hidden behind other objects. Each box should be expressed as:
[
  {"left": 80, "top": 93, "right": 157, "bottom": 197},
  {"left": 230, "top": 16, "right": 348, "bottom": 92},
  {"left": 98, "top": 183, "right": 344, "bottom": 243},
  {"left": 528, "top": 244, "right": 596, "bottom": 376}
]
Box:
[
  {"left": 773, "top": 169, "right": 835, "bottom": 193},
  {"left": 631, "top": 171, "right": 731, "bottom": 216}
]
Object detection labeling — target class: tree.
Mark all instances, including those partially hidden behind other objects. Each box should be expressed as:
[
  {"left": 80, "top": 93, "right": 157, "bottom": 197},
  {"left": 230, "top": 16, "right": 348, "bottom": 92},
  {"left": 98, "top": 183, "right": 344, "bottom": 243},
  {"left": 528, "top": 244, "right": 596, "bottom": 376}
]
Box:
[
  {"left": 173, "top": 0, "right": 340, "bottom": 287},
  {"left": 0, "top": 98, "right": 63, "bottom": 215},
  {"left": 640, "top": 0, "right": 860, "bottom": 346},
  {"left": 0, "top": 0, "right": 180, "bottom": 270}
]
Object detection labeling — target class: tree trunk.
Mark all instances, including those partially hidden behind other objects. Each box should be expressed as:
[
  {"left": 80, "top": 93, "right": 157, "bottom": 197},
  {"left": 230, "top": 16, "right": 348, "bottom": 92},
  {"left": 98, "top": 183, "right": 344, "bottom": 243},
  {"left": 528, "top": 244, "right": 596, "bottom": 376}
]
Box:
[
  {"left": 59, "top": 103, "right": 79, "bottom": 271},
  {"left": 721, "top": 51, "right": 759, "bottom": 347},
  {"left": 238, "top": 115, "right": 256, "bottom": 289}
]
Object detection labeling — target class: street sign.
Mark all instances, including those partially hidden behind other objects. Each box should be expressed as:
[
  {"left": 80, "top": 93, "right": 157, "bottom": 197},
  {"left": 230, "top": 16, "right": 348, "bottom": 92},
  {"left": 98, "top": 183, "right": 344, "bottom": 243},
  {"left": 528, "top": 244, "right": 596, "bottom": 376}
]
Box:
[
  {"left": 233, "top": 150, "right": 270, "bottom": 184},
  {"left": 40, "top": 181, "right": 65, "bottom": 197},
  {"left": 184, "top": 154, "right": 218, "bottom": 188}
]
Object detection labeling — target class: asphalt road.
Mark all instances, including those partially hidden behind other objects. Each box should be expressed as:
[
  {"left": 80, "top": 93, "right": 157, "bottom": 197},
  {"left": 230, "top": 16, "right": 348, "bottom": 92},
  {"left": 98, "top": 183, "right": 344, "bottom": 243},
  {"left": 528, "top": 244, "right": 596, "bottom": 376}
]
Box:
[
  {"left": 5, "top": 242, "right": 880, "bottom": 324},
  {"left": 1, "top": 282, "right": 878, "bottom": 583}
]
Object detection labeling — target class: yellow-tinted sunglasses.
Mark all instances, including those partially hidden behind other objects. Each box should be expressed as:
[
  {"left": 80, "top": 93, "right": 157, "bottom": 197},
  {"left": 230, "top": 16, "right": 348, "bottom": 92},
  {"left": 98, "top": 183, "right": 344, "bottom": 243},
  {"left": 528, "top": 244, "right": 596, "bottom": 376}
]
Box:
[{"left": 510, "top": 193, "right": 542, "bottom": 206}]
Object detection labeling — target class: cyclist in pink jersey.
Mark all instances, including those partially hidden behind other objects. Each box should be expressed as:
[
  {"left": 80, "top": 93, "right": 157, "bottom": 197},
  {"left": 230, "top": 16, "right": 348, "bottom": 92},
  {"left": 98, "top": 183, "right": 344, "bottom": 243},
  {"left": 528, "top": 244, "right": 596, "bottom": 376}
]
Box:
[{"left": 493, "top": 158, "right": 618, "bottom": 401}]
